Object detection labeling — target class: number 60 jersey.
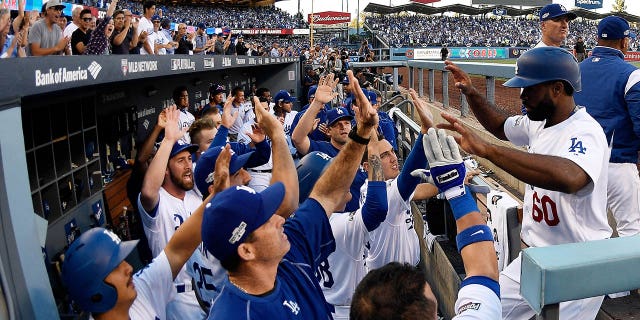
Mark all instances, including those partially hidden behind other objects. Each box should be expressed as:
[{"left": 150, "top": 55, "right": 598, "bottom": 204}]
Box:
[{"left": 503, "top": 108, "right": 612, "bottom": 248}]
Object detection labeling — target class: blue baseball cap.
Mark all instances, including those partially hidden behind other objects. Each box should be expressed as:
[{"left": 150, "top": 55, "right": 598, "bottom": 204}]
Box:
[
  {"left": 308, "top": 85, "right": 318, "bottom": 99},
  {"left": 197, "top": 22, "right": 206, "bottom": 29},
  {"left": 326, "top": 107, "right": 353, "bottom": 127},
  {"left": 274, "top": 90, "right": 296, "bottom": 103},
  {"left": 202, "top": 183, "right": 285, "bottom": 263},
  {"left": 539, "top": 4, "right": 576, "bottom": 21},
  {"left": 170, "top": 140, "right": 198, "bottom": 159},
  {"left": 598, "top": 16, "right": 636, "bottom": 40},
  {"left": 365, "top": 90, "right": 378, "bottom": 105},
  {"left": 151, "top": 15, "right": 161, "bottom": 21},
  {"left": 342, "top": 76, "right": 350, "bottom": 84},
  {"left": 194, "top": 146, "right": 253, "bottom": 193}
]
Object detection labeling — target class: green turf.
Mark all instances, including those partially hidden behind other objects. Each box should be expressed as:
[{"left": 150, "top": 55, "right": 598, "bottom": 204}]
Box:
[{"left": 459, "top": 59, "right": 640, "bottom": 68}]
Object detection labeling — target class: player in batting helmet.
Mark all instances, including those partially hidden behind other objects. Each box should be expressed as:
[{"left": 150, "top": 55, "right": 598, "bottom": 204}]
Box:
[
  {"left": 296, "top": 151, "right": 333, "bottom": 203},
  {"left": 504, "top": 46, "right": 581, "bottom": 92}
]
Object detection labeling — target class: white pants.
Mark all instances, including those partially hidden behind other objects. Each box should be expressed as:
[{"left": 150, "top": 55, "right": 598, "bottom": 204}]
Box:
[
  {"left": 248, "top": 170, "right": 272, "bottom": 192},
  {"left": 500, "top": 255, "right": 604, "bottom": 320},
  {"left": 607, "top": 163, "right": 640, "bottom": 237},
  {"left": 166, "top": 290, "right": 206, "bottom": 320}
]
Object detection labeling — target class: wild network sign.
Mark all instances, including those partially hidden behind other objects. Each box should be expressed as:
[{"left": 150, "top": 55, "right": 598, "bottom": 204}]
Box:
[
  {"left": 575, "top": 0, "right": 603, "bottom": 9},
  {"left": 308, "top": 11, "right": 351, "bottom": 25}
]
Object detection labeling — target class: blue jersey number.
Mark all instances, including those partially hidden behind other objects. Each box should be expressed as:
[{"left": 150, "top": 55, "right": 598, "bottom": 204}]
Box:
[
  {"left": 315, "top": 259, "right": 334, "bottom": 288},
  {"left": 192, "top": 261, "right": 216, "bottom": 291}
]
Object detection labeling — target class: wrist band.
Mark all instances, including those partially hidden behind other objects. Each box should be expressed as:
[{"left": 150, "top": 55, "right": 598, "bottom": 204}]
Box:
[
  {"left": 348, "top": 127, "right": 370, "bottom": 145},
  {"left": 456, "top": 224, "right": 493, "bottom": 252}
]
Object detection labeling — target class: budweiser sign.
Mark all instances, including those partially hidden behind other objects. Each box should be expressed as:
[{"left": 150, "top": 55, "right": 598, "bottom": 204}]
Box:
[{"left": 308, "top": 11, "right": 351, "bottom": 25}]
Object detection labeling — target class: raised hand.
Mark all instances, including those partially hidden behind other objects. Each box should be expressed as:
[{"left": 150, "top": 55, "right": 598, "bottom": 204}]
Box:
[
  {"left": 348, "top": 70, "right": 378, "bottom": 132},
  {"left": 246, "top": 123, "right": 266, "bottom": 144},
  {"left": 422, "top": 127, "right": 466, "bottom": 200},
  {"left": 253, "top": 95, "right": 283, "bottom": 139},
  {"left": 212, "top": 144, "right": 231, "bottom": 194},
  {"left": 163, "top": 105, "right": 186, "bottom": 142},
  {"left": 444, "top": 61, "right": 476, "bottom": 96},
  {"left": 409, "top": 88, "right": 434, "bottom": 133},
  {"left": 221, "top": 95, "right": 239, "bottom": 129},
  {"left": 314, "top": 73, "right": 339, "bottom": 104},
  {"left": 437, "top": 113, "right": 491, "bottom": 158}
]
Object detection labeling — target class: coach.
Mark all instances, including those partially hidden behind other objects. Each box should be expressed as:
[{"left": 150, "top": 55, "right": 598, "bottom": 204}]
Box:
[{"left": 574, "top": 16, "right": 640, "bottom": 237}]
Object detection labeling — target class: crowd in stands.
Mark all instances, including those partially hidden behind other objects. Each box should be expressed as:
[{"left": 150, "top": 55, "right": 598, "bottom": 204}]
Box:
[{"left": 366, "top": 14, "right": 639, "bottom": 50}]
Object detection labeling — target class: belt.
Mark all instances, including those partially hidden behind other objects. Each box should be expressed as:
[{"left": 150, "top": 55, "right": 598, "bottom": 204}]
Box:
[
  {"left": 248, "top": 168, "right": 272, "bottom": 173},
  {"left": 520, "top": 239, "right": 530, "bottom": 249},
  {"left": 176, "top": 282, "right": 193, "bottom": 293}
]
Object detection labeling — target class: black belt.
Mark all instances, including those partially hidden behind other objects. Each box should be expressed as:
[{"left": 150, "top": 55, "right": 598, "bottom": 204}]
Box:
[
  {"left": 176, "top": 283, "right": 193, "bottom": 293},
  {"left": 249, "top": 168, "right": 272, "bottom": 173}
]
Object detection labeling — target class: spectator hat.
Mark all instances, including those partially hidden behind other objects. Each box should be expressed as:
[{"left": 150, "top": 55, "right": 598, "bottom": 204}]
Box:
[
  {"left": 170, "top": 140, "right": 198, "bottom": 159},
  {"left": 45, "top": 0, "right": 66, "bottom": 10},
  {"left": 539, "top": 4, "right": 576, "bottom": 21},
  {"left": 274, "top": 90, "right": 295, "bottom": 103},
  {"left": 202, "top": 183, "right": 285, "bottom": 263},
  {"left": 151, "top": 15, "right": 161, "bottom": 21},
  {"left": 209, "top": 83, "right": 225, "bottom": 95},
  {"left": 326, "top": 107, "right": 353, "bottom": 127},
  {"left": 197, "top": 22, "right": 206, "bottom": 29},
  {"left": 194, "top": 146, "right": 253, "bottom": 194},
  {"left": 598, "top": 16, "right": 636, "bottom": 39}
]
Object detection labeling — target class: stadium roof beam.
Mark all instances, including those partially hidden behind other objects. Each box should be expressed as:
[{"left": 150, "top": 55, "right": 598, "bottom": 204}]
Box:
[
  {"left": 363, "top": 2, "right": 640, "bottom": 22},
  {"left": 161, "top": 0, "right": 276, "bottom": 7}
]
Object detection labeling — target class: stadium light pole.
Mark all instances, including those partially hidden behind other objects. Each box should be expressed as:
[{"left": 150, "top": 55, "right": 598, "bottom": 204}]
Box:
[
  {"left": 310, "top": 0, "right": 314, "bottom": 48},
  {"left": 357, "top": 0, "right": 360, "bottom": 38}
]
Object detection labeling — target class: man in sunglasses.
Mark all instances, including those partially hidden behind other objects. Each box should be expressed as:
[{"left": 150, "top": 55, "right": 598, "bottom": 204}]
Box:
[
  {"left": 28, "top": 0, "right": 70, "bottom": 56},
  {"left": 70, "top": 9, "right": 93, "bottom": 55}
]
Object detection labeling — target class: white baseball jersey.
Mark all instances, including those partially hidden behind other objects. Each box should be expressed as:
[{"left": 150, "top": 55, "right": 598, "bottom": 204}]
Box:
[
  {"left": 186, "top": 243, "right": 227, "bottom": 312},
  {"left": 319, "top": 210, "right": 371, "bottom": 319},
  {"left": 361, "top": 178, "right": 420, "bottom": 270},
  {"left": 178, "top": 109, "right": 195, "bottom": 144},
  {"left": 504, "top": 109, "right": 611, "bottom": 248},
  {"left": 453, "top": 284, "right": 501, "bottom": 319},
  {"left": 228, "top": 102, "right": 254, "bottom": 135},
  {"left": 237, "top": 119, "right": 274, "bottom": 192},
  {"left": 137, "top": 16, "right": 154, "bottom": 55},
  {"left": 282, "top": 111, "right": 298, "bottom": 137}
]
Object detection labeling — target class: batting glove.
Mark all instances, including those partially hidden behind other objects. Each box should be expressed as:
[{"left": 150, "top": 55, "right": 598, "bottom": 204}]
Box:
[{"left": 423, "top": 128, "right": 466, "bottom": 200}]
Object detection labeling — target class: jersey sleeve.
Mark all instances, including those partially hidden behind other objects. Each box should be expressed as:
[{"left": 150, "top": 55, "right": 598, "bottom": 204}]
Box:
[
  {"left": 284, "top": 198, "right": 336, "bottom": 269},
  {"left": 503, "top": 115, "right": 531, "bottom": 147},
  {"left": 137, "top": 192, "right": 160, "bottom": 231},
  {"left": 130, "top": 251, "right": 175, "bottom": 319},
  {"left": 330, "top": 210, "right": 370, "bottom": 260},
  {"left": 452, "top": 284, "right": 501, "bottom": 320}
]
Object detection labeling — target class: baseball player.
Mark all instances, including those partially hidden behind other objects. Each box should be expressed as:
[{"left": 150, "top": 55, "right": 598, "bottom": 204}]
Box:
[
  {"left": 172, "top": 86, "right": 196, "bottom": 144},
  {"left": 361, "top": 88, "right": 435, "bottom": 271},
  {"left": 536, "top": 4, "right": 576, "bottom": 48},
  {"left": 444, "top": 47, "right": 611, "bottom": 319},
  {"left": 574, "top": 16, "right": 640, "bottom": 238},
  {"left": 351, "top": 128, "right": 501, "bottom": 320},
  {"left": 227, "top": 87, "right": 254, "bottom": 142},
  {"left": 290, "top": 85, "right": 331, "bottom": 143},
  {"left": 60, "top": 145, "right": 233, "bottom": 319},
  {"left": 137, "top": 105, "right": 205, "bottom": 319},
  {"left": 297, "top": 134, "right": 388, "bottom": 319},
  {"left": 273, "top": 90, "right": 298, "bottom": 137}
]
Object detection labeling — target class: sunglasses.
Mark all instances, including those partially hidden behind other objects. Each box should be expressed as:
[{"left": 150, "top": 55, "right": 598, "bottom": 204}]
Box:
[{"left": 82, "top": 17, "right": 93, "bottom": 22}]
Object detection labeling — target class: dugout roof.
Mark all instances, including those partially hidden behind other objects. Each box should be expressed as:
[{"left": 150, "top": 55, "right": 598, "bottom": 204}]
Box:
[
  {"left": 157, "top": 0, "right": 279, "bottom": 7},
  {"left": 363, "top": 3, "right": 640, "bottom": 23}
]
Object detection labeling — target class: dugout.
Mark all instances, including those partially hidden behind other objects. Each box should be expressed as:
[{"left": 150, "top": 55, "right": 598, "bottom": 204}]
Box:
[{"left": 0, "top": 54, "right": 300, "bottom": 319}]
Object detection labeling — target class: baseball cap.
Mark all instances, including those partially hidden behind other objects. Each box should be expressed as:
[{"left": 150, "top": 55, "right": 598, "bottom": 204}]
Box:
[
  {"left": 365, "top": 90, "right": 378, "bottom": 105},
  {"left": 342, "top": 76, "right": 350, "bottom": 84},
  {"left": 274, "top": 90, "right": 295, "bottom": 103},
  {"left": 194, "top": 146, "right": 254, "bottom": 194},
  {"left": 308, "top": 85, "right": 318, "bottom": 99},
  {"left": 151, "top": 15, "right": 161, "bottom": 21},
  {"left": 326, "top": 107, "right": 353, "bottom": 127},
  {"left": 197, "top": 22, "right": 206, "bottom": 29},
  {"left": 170, "top": 140, "right": 198, "bottom": 159},
  {"left": 598, "top": 16, "right": 636, "bottom": 40},
  {"left": 45, "top": 0, "right": 66, "bottom": 10},
  {"left": 202, "top": 183, "right": 285, "bottom": 263},
  {"left": 160, "top": 18, "right": 170, "bottom": 28},
  {"left": 209, "top": 83, "right": 225, "bottom": 95},
  {"left": 539, "top": 4, "right": 576, "bottom": 21}
]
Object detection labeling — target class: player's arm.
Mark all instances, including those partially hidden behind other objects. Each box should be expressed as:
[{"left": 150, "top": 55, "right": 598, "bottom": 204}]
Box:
[
  {"left": 291, "top": 87, "right": 333, "bottom": 155},
  {"left": 625, "top": 71, "right": 640, "bottom": 139},
  {"left": 361, "top": 132, "right": 388, "bottom": 232},
  {"left": 134, "top": 109, "right": 166, "bottom": 173},
  {"left": 444, "top": 61, "right": 509, "bottom": 140},
  {"left": 253, "top": 96, "right": 298, "bottom": 218},
  {"left": 411, "top": 183, "right": 439, "bottom": 201},
  {"left": 439, "top": 113, "right": 591, "bottom": 194},
  {"left": 310, "top": 71, "right": 378, "bottom": 217},
  {"left": 164, "top": 145, "right": 230, "bottom": 279},
  {"left": 140, "top": 106, "right": 185, "bottom": 213},
  {"left": 423, "top": 128, "right": 498, "bottom": 291}
]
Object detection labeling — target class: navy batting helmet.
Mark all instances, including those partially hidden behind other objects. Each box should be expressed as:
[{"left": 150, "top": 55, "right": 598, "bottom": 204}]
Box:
[
  {"left": 61, "top": 228, "right": 139, "bottom": 313},
  {"left": 503, "top": 47, "right": 581, "bottom": 92},
  {"left": 297, "top": 151, "right": 333, "bottom": 203}
]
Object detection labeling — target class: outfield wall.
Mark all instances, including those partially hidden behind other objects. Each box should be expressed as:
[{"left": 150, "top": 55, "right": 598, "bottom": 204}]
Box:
[{"left": 391, "top": 47, "right": 640, "bottom": 62}]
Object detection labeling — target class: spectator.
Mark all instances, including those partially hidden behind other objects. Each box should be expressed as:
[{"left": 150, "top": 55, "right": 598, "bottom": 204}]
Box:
[
  {"left": 536, "top": 3, "right": 577, "bottom": 48},
  {"left": 63, "top": 6, "right": 81, "bottom": 47},
  {"left": 173, "top": 23, "right": 194, "bottom": 54},
  {"left": 84, "top": 0, "right": 118, "bottom": 55},
  {"left": 270, "top": 41, "right": 279, "bottom": 57},
  {"left": 160, "top": 18, "right": 175, "bottom": 54},
  {"left": 137, "top": 0, "right": 155, "bottom": 55},
  {"left": 110, "top": 9, "right": 139, "bottom": 54},
  {"left": 574, "top": 36, "right": 586, "bottom": 62},
  {"left": 440, "top": 44, "right": 448, "bottom": 61},
  {"left": 227, "top": 87, "right": 253, "bottom": 142},
  {"left": 56, "top": 14, "right": 67, "bottom": 31},
  {"left": 28, "top": 0, "right": 70, "bottom": 56},
  {"left": 235, "top": 35, "right": 247, "bottom": 55},
  {"left": 149, "top": 15, "right": 173, "bottom": 54},
  {"left": 193, "top": 22, "right": 211, "bottom": 55},
  {"left": 172, "top": 85, "right": 196, "bottom": 143},
  {"left": 71, "top": 9, "right": 93, "bottom": 55},
  {"left": 214, "top": 32, "right": 230, "bottom": 55}
]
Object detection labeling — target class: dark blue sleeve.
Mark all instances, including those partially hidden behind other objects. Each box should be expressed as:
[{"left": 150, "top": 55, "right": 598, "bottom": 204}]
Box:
[
  {"left": 284, "top": 199, "right": 336, "bottom": 269},
  {"left": 244, "top": 140, "right": 270, "bottom": 168},
  {"left": 290, "top": 109, "right": 305, "bottom": 137},
  {"left": 626, "top": 80, "right": 640, "bottom": 140},
  {"left": 211, "top": 125, "right": 229, "bottom": 149},
  {"left": 361, "top": 181, "right": 388, "bottom": 232},
  {"left": 397, "top": 133, "right": 427, "bottom": 200}
]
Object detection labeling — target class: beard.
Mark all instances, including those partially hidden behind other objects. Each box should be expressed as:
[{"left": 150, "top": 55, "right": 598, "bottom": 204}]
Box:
[
  {"left": 526, "top": 92, "right": 555, "bottom": 122},
  {"left": 170, "top": 169, "right": 194, "bottom": 191}
]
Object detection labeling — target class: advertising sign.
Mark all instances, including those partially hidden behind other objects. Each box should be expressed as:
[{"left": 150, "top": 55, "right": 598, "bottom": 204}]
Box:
[
  {"left": 308, "top": 11, "right": 351, "bottom": 25},
  {"left": 575, "top": 0, "right": 603, "bottom": 9}
]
